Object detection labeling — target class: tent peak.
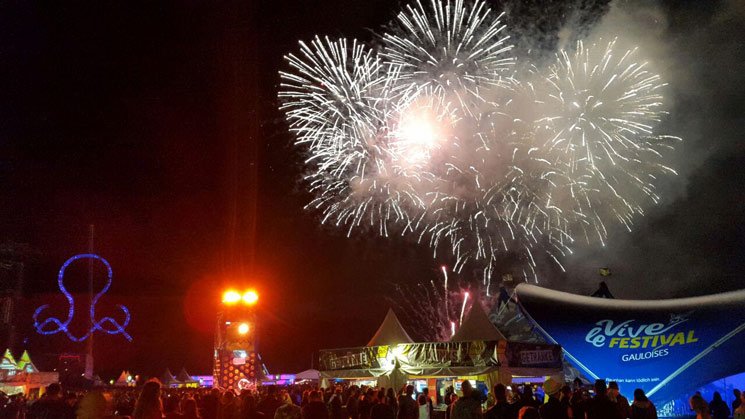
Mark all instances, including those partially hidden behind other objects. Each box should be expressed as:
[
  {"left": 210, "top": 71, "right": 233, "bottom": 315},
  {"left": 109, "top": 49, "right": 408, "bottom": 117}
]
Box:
[
  {"left": 450, "top": 301, "right": 506, "bottom": 342},
  {"left": 367, "top": 308, "right": 414, "bottom": 347}
]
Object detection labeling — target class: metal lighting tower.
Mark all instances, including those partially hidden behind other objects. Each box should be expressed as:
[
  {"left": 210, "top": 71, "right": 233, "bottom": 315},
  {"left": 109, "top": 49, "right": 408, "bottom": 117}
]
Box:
[{"left": 213, "top": 289, "right": 260, "bottom": 391}]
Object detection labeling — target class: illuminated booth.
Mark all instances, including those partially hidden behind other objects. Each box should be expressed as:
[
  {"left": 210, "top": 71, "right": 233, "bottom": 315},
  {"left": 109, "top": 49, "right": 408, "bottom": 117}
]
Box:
[
  {"left": 213, "top": 290, "right": 263, "bottom": 391},
  {"left": 515, "top": 284, "right": 745, "bottom": 407},
  {"left": 318, "top": 307, "right": 563, "bottom": 396},
  {"left": 0, "top": 349, "right": 58, "bottom": 397}
]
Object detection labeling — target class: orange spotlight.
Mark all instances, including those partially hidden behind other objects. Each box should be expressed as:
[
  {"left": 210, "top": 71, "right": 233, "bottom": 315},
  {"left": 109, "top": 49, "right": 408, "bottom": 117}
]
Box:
[
  {"left": 242, "top": 290, "right": 259, "bottom": 306},
  {"left": 237, "top": 323, "right": 250, "bottom": 335},
  {"left": 222, "top": 290, "right": 242, "bottom": 304}
]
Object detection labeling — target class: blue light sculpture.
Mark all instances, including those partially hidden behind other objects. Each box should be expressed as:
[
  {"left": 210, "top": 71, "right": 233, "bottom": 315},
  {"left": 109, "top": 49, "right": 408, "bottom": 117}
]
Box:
[{"left": 33, "top": 254, "right": 132, "bottom": 342}]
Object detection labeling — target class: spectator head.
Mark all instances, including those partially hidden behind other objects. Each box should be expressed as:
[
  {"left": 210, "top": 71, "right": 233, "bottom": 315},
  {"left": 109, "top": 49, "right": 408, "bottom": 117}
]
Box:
[
  {"left": 594, "top": 379, "right": 607, "bottom": 396},
  {"left": 633, "top": 389, "right": 648, "bottom": 403},
  {"left": 182, "top": 398, "right": 198, "bottom": 417},
  {"left": 518, "top": 406, "right": 540, "bottom": 419},
  {"left": 310, "top": 390, "right": 323, "bottom": 402},
  {"left": 460, "top": 381, "right": 472, "bottom": 397},
  {"left": 608, "top": 381, "right": 619, "bottom": 396},
  {"left": 735, "top": 389, "right": 742, "bottom": 398},
  {"left": 164, "top": 396, "right": 180, "bottom": 414},
  {"left": 377, "top": 389, "right": 386, "bottom": 402},
  {"left": 281, "top": 392, "right": 294, "bottom": 405},
  {"left": 689, "top": 394, "right": 709, "bottom": 414},
  {"left": 405, "top": 385, "right": 415, "bottom": 396},
  {"left": 46, "top": 383, "right": 62, "bottom": 398},
  {"left": 560, "top": 385, "right": 572, "bottom": 399},
  {"left": 76, "top": 391, "right": 112, "bottom": 419},
  {"left": 422, "top": 387, "right": 429, "bottom": 396},
  {"left": 493, "top": 384, "right": 507, "bottom": 402},
  {"left": 713, "top": 391, "right": 723, "bottom": 402},
  {"left": 572, "top": 378, "right": 583, "bottom": 390}
]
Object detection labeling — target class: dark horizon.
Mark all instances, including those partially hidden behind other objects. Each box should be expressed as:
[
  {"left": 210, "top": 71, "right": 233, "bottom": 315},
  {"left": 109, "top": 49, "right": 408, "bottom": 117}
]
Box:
[{"left": 0, "top": 0, "right": 743, "bottom": 379}]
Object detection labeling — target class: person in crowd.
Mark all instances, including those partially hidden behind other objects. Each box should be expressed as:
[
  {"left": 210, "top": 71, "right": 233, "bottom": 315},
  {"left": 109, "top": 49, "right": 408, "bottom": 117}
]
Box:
[
  {"left": 446, "top": 395, "right": 458, "bottom": 419},
  {"left": 484, "top": 384, "right": 512, "bottom": 419},
  {"left": 165, "top": 395, "right": 185, "bottom": 419},
  {"left": 347, "top": 388, "right": 360, "bottom": 419},
  {"left": 385, "top": 389, "right": 397, "bottom": 414},
  {"left": 76, "top": 391, "right": 114, "bottom": 419},
  {"left": 421, "top": 388, "right": 433, "bottom": 419},
  {"left": 202, "top": 388, "right": 221, "bottom": 419},
  {"left": 371, "top": 389, "right": 394, "bottom": 419},
  {"left": 516, "top": 407, "right": 538, "bottom": 419},
  {"left": 734, "top": 389, "right": 742, "bottom": 414},
  {"left": 220, "top": 391, "right": 239, "bottom": 419},
  {"left": 258, "top": 387, "right": 283, "bottom": 419},
  {"left": 239, "top": 391, "right": 259, "bottom": 419},
  {"left": 607, "top": 381, "right": 630, "bottom": 419},
  {"left": 302, "top": 391, "right": 328, "bottom": 419},
  {"left": 275, "top": 392, "right": 301, "bottom": 419},
  {"left": 517, "top": 386, "right": 540, "bottom": 411},
  {"left": 182, "top": 397, "right": 201, "bottom": 419},
  {"left": 538, "top": 378, "right": 567, "bottom": 419},
  {"left": 28, "top": 382, "right": 75, "bottom": 419},
  {"left": 451, "top": 381, "right": 482, "bottom": 419},
  {"left": 360, "top": 388, "right": 377, "bottom": 419},
  {"left": 569, "top": 383, "right": 587, "bottom": 419},
  {"left": 629, "top": 388, "right": 657, "bottom": 419},
  {"left": 396, "top": 386, "right": 418, "bottom": 419},
  {"left": 417, "top": 395, "right": 429, "bottom": 419},
  {"left": 444, "top": 387, "right": 455, "bottom": 408},
  {"left": 328, "top": 388, "right": 344, "bottom": 419},
  {"left": 585, "top": 379, "right": 621, "bottom": 419},
  {"left": 708, "top": 392, "right": 730, "bottom": 419},
  {"left": 133, "top": 380, "right": 164, "bottom": 419},
  {"left": 558, "top": 385, "right": 572, "bottom": 419},
  {"left": 734, "top": 391, "right": 745, "bottom": 419},
  {"left": 690, "top": 394, "right": 711, "bottom": 419}
]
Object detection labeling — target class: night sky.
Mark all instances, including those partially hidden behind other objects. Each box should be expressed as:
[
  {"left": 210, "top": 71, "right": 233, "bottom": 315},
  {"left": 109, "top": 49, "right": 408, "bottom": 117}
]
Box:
[{"left": 0, "top": 0, "right": 743, "bottom": 379}]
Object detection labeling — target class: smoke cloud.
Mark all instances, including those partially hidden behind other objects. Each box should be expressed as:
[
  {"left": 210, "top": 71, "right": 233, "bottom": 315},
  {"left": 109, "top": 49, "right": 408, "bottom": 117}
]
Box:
[{"left": 551, "top": 0, "right": 745, "bottom": 298}]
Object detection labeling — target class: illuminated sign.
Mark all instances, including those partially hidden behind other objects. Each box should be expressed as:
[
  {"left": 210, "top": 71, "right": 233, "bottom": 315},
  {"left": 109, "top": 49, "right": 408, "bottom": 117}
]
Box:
[
  {"left": 33, "top": 254, "right": 132, "bottom": 342},
  {"left": 516, "top": 284, "right": 745, "bottom": 404}
]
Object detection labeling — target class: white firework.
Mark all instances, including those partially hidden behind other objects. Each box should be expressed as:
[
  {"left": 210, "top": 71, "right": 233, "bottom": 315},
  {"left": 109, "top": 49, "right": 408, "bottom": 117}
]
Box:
[{"left": 382, "top": 0, "right": 514, "bottom": 114}]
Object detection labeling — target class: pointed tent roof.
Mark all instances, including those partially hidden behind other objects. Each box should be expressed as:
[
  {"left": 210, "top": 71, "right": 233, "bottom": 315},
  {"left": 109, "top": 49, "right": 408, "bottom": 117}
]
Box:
[
  {"left": 160, "top": 368, "right": 178, "bottom": 384},
  {"left": 16, "top": 350, "right": 38, "bottom": 373},
  {"left": 176, "top": 368, "right": 195, "bottom": 383},
  {"left": 367, "top": 309, "right": 414, "bottom": 347},
  {"left": 450, "top": 302, "right": 506, "bottom": 342},
  {"left": 295, "top": 369, "right": 320, "bottom": 380},
  {"left": 1, "top": 349, "right": 17, "bottom": 370},
  {"left": 115, "top": 371, "right": 129, "bottom": 385}
]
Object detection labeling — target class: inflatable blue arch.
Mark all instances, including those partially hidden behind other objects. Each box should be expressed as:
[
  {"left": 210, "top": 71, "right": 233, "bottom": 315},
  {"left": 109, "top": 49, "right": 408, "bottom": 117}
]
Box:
[{"left": 515, "top": 284, "right": 745, "bottom": 405}]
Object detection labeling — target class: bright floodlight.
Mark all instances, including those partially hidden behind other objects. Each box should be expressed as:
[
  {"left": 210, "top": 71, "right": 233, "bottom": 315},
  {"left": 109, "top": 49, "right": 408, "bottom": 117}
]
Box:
[
  {"left": 237, "top": 323, "right": 250, "bottom": 335},
  {"left": 222, "top": 290, "right": 242, "bottom": 304},
  {"left": 242, "top": 290, "right": 259, "bottom": 306}
]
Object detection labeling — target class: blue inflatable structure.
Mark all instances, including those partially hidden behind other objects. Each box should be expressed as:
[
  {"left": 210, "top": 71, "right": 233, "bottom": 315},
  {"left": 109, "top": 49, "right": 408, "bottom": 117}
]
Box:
[{"left": 515, "top": 284, "right": 745, "bottom": 405}]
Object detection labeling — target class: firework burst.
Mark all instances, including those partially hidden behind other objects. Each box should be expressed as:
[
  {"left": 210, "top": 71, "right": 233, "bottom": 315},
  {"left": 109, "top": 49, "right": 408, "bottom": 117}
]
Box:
[{"left": 279, "top": 2, "right": 680, "bottom": 288}]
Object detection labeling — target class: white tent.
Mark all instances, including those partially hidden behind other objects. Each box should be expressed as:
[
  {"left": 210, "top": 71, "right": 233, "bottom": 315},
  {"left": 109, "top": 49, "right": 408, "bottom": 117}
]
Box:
[
  {"left": 451, "top": 302, "right": 506, "bottom": 342},
  {"left": 295, "top": 369, "right": 320, "bottom": 381},
  {"left": 367, "top": 309, "right": 414, "bottom": 347}
]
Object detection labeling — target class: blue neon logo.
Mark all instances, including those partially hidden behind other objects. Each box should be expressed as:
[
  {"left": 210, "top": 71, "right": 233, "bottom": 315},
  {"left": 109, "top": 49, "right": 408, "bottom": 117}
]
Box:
[{"left": 33, "top": 254, "right": 132, "bottom": 342}]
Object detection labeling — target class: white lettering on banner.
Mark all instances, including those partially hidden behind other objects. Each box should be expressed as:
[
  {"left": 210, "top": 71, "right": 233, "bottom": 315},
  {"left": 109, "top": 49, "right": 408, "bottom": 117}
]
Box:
[
  {"left": 621, "top": 349, "right": 669, "bottom": 362},
  {"left": 519, "top": 350, "right": 555, "bottom": 365},
  {"left": 584, "top": 318, "right": 689, "bottom": 348}
]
